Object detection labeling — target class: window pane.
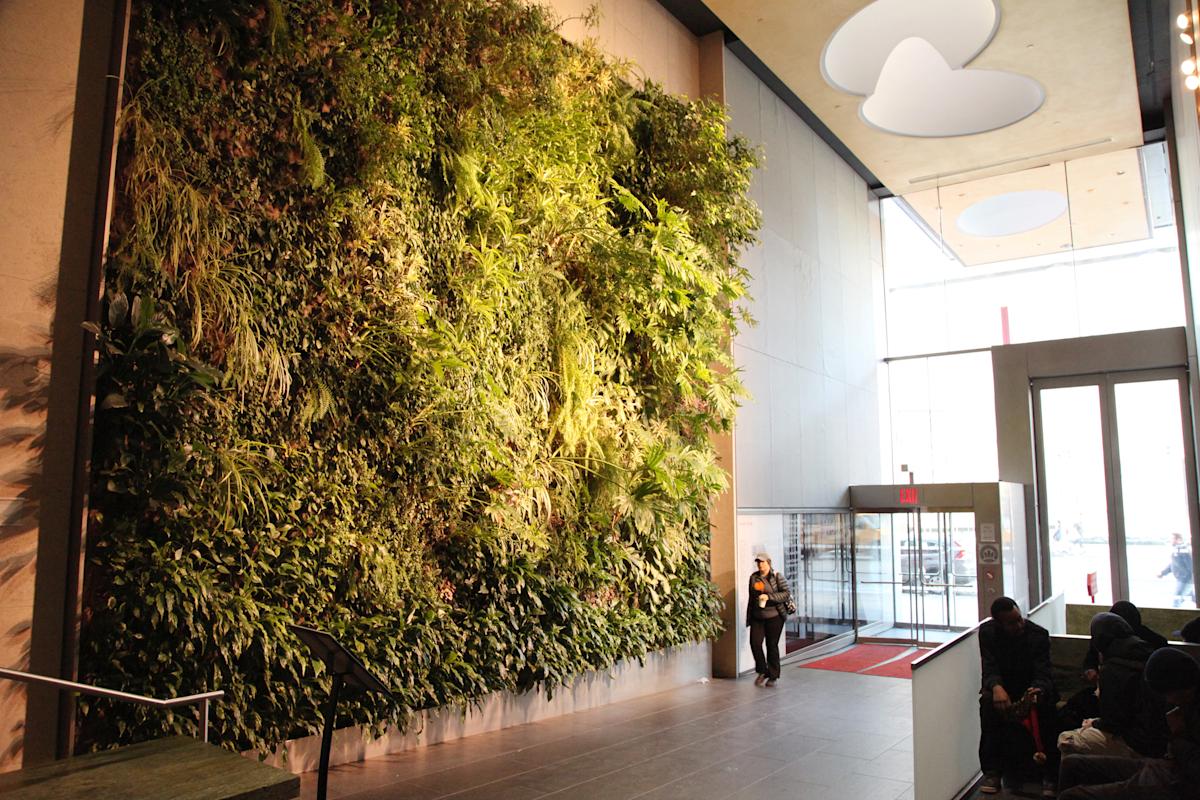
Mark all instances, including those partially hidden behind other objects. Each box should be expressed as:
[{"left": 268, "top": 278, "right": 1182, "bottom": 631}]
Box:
[
  {"left": 1040, "top": 385, "right": 1112, "bottom": 605},
  {"left": 882, "top": 144, "right": 1184, "bottom": 359},
  {"left": 798, "top": 514, "right": 854, "bottom": 647},
  {"left": 949, "top": 512, "right": 980, "bottom": 627},
  {"left": 853, "top": 513, "right": 894, "bottom": 635},
  {"left": 887, "top": 352, "right": 997, "bottom": 483},
  {"left": 1114, "top": 380, "right": 1196, "bottom": 608}
]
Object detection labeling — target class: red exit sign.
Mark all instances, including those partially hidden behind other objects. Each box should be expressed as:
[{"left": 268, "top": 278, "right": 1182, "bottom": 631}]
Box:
[{"left": 898, "top": 487, "right": 920, "bottom": 505}]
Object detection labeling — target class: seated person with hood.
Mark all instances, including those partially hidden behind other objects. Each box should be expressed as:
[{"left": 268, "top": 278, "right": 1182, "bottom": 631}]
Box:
[
  {"left": 1058, "top": 612, "right": 1168, "bottom": 759},
  {"left": 1059, "top": 647, "right": 1200, "bottom": 800},
  {"left": 1064, "top": 601, "right": 1169, "bottom": 728},
  {"left": 1081, "top": 601, "right": 1169, "bottom": 676}
]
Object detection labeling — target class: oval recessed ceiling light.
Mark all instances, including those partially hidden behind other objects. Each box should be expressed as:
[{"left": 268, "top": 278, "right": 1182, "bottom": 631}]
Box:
[
  {"left": 861, "top": 38, "right": 1045, "bottom": 137},
  {"left": 956, "top": 190, "right": 1068, "bottom": 238},
  {"left": 821, "top": 0, "right": 999, "bottom": 95}
]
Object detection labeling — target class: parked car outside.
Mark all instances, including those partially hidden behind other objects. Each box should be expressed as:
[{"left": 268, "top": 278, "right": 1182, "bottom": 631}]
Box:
[{"left": 900, "top": 538, "right": 975, "bottom": 586}]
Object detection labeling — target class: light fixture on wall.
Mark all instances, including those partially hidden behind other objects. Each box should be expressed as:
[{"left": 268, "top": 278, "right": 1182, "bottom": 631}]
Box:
[{"left": 1182, "top": 4, "right": 1200, "bottom": 94}]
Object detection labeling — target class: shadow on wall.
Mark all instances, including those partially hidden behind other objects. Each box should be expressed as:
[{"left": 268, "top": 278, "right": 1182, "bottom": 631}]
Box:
[{"left": 0, "top": 336, "right": 52, "bottom": 770}]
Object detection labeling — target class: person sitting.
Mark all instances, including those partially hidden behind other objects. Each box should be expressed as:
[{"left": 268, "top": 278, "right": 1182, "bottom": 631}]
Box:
[
  {"left": 1057, "top": 613, "right": 1168, "bottom": 759},
  {"left": 1059, "top": 647, "right": 1200, "bottom": 800},
  {"left": 979, "top": 596, "right": 1059, "bottom": 796},
  {"left": 1065, "top": 601, "right": 1168, "bottom": 729},
  {"left": 1081, "top": 602, "right": 1169, "bottom": 672},
  {"left": 1180, "top": 617, "right": 1200, "bottom": 645}
]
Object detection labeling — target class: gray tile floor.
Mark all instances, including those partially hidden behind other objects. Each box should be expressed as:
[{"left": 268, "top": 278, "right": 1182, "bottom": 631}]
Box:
[{"left": 299, "top": 662, "right": 917, "bottom": 800}]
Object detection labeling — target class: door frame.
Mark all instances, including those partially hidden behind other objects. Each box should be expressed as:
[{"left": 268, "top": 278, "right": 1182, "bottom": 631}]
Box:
[
  {"left": 1031, "top": 368, "right": 1200, "bottom": 603},
  {"left": 851, "top": 505, "right": 974, "bottom": 648}
]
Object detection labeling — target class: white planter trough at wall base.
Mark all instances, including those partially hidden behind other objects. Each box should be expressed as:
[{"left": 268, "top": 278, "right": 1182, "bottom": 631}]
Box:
[{"left": 247, "top": 641, "right": 711, "bottom": 774}]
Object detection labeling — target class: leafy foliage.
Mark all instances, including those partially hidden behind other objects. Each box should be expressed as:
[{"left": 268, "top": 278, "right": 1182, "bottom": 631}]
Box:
[{"left": 78, "top": 0, "right": 759, "bottom": 755}]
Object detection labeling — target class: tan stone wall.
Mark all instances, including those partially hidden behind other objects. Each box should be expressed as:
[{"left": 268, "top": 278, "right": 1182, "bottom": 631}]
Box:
[
  {"left": 0, "top": 0, "right": 88, "bottom": 771},
  {"left": 540, "top": 0, "right": 701, "bottom": 98}
]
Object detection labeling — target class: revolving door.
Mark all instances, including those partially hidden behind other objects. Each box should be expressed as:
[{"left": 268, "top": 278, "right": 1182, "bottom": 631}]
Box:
[{"left": 851, "top": 482, "right": 1027, "bottom": 646}]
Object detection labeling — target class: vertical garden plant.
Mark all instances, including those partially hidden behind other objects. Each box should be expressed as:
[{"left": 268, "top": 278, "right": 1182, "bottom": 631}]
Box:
[{"left": 79, "top": 0, "right": 760, "bottom": 754}]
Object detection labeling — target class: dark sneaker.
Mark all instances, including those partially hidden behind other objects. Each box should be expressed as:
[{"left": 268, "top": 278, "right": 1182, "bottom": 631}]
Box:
[
  {"left": 980, "top": 773, "right": 1001, "bottom": 794},
  {"left": 765, "top": 678, "right": 777, "bottom": 687},
  {"left": 1041, "top": 778, "right": 1057, "bottom": 798}
]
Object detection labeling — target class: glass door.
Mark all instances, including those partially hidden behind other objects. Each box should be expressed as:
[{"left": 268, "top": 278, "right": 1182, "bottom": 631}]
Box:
[
  {"left": 783, "top": 513, "right": 854, "bottom": 653},
  {"left": 1114, "top": 378, "right": 1197, "bottom": 607},
  {"left": 1033, "top": 370, "right": 1200, "bottom": 607},
  {"left": 1032, "top": 382, "right": 1115, "bottom": 605},
  {"left": 802, "top": 514, "right": 855, "bottom": 647},
  {"left": 853, "top": 509, "right": 976, "bottom": 645}
]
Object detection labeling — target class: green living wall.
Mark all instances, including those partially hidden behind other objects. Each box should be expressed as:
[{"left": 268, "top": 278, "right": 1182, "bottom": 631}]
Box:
[{"left": 79, "top": 0, "right": 758, "bottom": 754}]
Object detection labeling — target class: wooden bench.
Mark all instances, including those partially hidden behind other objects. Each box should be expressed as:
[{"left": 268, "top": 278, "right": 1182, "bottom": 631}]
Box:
[{"left": 0, "top": 736, "right": 299, "bottom": 800}]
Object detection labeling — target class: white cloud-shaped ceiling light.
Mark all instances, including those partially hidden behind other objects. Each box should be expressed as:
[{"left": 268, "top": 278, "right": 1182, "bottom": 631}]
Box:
[
  {"left": 860, "top": 38, "right": 1045, "bottom": 137},
  {"left": 821, "top": 0, "right": 1044, "bottom": 138},
  {"left": 956, "top": 190, "right": 1068, "bottom": 237},
  {"left": 822, "top": 0, "right": 1000, "bottom": 95}
]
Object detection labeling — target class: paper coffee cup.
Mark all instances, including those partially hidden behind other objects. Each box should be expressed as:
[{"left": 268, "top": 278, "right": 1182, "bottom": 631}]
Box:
[{"left": 757, "top": 595, "right": 767, "bottom": 608}]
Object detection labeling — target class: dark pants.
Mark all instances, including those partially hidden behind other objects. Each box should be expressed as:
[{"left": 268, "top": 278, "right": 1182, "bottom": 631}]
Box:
[
  {"left": 749, "top": 614, "right": 785, "bottom": 680},
  {"left": 979, "top": 691, "right": 1060, "bottom": 778},
  {"left": 1059, "top": 754, "right": 1180, "bottom": 800}
]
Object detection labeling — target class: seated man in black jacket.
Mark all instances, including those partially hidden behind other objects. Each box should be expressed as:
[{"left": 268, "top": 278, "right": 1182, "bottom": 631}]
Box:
[
  {"left": 979, "top": 596, "right": 1058, "bottom": 796},
  {"left": 1059, "top": 647, "right": 1200, "bottom": 800}
]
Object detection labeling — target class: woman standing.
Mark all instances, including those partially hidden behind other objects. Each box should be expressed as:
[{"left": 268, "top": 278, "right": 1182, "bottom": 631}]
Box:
[{"left": 746, "top": 552, "right": 791, "bottom": 687}]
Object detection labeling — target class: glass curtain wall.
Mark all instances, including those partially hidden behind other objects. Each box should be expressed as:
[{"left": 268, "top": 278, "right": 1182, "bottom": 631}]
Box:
[
  {"left": 737, "top": 511, "right": 855, "bottom": 672},
  {"left": 887, "top": 352, "right": 998, "bottom": 484},
  {"left": 882, "top": 145, "right": 1183, "bottom": 359},
  {"left": 879, "top": 142, "right": 1193, "bottom": 609}
]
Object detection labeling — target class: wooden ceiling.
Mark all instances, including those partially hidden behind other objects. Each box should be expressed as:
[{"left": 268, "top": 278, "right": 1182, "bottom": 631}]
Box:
[
  {"left": 904, "top": 148, "right": 1150, "bottom": 266},
  {"left": 703, "top": 0, "right": 1144, "bottom": 196}
]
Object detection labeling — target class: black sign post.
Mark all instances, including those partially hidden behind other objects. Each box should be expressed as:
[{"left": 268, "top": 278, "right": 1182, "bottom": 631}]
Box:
[{"left": 289, "top": 624, "right": 392, "bottom": 800}]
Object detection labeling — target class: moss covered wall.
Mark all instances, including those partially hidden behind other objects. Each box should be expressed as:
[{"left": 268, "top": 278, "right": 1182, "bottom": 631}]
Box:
[{"left": 78, "top": 0, "right": 759, "bottom": 755}]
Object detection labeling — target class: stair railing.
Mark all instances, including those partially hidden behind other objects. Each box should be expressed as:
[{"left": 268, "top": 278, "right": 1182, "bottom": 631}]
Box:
[{"left": 0, "top": 667, "right": 224, "bottom": 742}]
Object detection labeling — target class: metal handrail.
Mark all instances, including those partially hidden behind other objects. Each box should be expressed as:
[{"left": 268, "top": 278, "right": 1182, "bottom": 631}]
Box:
[{"left": 0, "top": 668, "right": 223, "bottom": 742}]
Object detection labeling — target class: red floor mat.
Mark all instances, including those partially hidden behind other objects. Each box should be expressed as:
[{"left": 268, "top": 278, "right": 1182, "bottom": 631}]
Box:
[
  {"left": 860, "top": 649, "right": 924, "bottom": 679},
  {"left": 797, "top": 644, "right": 911, "bottom": 674}
]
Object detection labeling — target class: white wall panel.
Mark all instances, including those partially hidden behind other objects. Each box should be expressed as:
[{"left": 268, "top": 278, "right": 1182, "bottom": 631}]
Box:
[
  {"left": 769, "top": 366, "right": 806, "bottom": 504},
  {"left": 820, "top": 271, "right": 848, "bottom": 382},
  {"left": 732, "top": 344, "right": 774, "bottom": 508},
  {"left": 796, "top": 253, "right": 825, "bottom": 373},
  {"left": 727, "top": 47, "right": 883, "bottom": 512}
]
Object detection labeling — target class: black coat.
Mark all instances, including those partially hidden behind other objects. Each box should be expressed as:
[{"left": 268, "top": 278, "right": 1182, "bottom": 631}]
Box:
[
  {"left": 979, "top": 618, "right": 1055, "bottom": 699},
  {"left": 1094, "top": 635, "right": 1169, "bottom": 757},
  {"left": 745, "top": 570, "right": 790, "bottom": 625}
]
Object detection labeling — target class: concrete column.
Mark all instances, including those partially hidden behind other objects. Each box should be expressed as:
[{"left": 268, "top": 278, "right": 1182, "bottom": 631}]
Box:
[
  {"left": 697, "top": 31, "right": 739, "bottom": 679},
  {"left": 0, "top": 0, "right": 126, "bottom": 768}
]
